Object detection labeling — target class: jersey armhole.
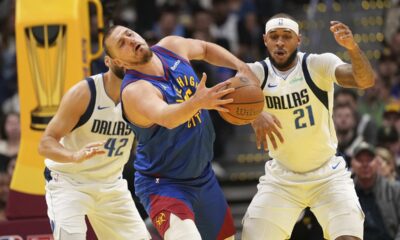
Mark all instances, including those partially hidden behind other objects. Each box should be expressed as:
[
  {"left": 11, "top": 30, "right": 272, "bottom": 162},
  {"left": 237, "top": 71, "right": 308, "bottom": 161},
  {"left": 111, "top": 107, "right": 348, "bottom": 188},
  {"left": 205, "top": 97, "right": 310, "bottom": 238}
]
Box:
[
  {"left": 258, "top": 60, "right": 268, "bottom": 89},
  {"left": 302, "top": 54, "right": 328, "bottom": 110},
  {"left": 73, "top": 77, "right": 96, "bottom": 130}
]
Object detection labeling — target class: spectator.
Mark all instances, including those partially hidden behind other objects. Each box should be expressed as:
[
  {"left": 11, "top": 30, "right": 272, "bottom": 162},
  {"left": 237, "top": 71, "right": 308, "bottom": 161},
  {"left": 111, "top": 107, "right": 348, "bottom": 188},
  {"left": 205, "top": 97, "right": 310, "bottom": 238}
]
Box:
[
  {"left": 335, "top": 88, "right": 377, "bottom": 144},
  {"left": 384, "top": 1, "right": 400, "bottom": 43},
  {"left": 376, "top": 53, "right": 398, "bottom": 89},
  {"left": 189, "top": 7, "right": 213, "bottom": 42},
  {"left": 237, "top": 11, "right": 263, "bottom": 62},
  {"left": 210, "top": 0, "right": 239, "bottom": 54},
  {"left": 388, "top": 30, "right": 400, "bottom": 66},
  {"left": 0, "top": 112, "right": 20, "bottom": 158},
  {"left": 333, "top": 103, "right": 360, "bottom": 165},
  {"left": 153, "top": 5, "right": 187, "bottom": 39},
  {"left": 376, "top": 126, "right": 400, "bottom": 174},
  {"left": 358, "top": 75, "right": 391, "bottom": 127},
  {"left": 0, "top": 154, "right": 10, "bottom": 175},
  {"left": 376, "top": 147, "right": 398, "bottom": 182},
  {"left": 1, "top": 93, "right": 19, "bottom": 114},
  {"left": 6, "top": 154, "right": 16, "bottom": 176},
  {"left": 382, "top": 103, "right": 400, "bottom": 134},
  {"left": 0, "top": 0, "right": 17, "bottom": 108},
  {"left": 0, "top": 169, "right": 10, "bottom": 221},
  {"left": 352, "top": 142, "right": 400, "bottom": 240}
]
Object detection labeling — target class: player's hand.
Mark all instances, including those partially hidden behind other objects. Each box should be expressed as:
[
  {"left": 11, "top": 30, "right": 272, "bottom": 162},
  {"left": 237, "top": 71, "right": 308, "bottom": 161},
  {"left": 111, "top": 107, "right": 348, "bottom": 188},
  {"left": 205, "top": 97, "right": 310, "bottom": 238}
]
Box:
[
  {"left": 192, "top": 72, "right": 235, "bottom": 112},
  {"left": 72, "top": 141, "right": 106, "bottom": 163},
  {"left": 330, "top": 21, "right": 358, "bottom": 51},
  {"left": 251, "top": 112, "right": 283, "bottom": 151}
]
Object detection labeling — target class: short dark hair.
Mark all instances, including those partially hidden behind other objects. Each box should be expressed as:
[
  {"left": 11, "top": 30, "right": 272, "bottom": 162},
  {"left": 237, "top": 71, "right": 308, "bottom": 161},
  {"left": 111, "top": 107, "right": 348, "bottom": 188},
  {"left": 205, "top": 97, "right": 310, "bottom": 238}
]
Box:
[
  {"left": 333, "top": 102, "right": 356, "bottom": 118},
  {"left": 102, "top": 25, "right": 119, "bottom": 58},
  {"left": 334, "top": 88, "right": 358, "bottom": 102}
]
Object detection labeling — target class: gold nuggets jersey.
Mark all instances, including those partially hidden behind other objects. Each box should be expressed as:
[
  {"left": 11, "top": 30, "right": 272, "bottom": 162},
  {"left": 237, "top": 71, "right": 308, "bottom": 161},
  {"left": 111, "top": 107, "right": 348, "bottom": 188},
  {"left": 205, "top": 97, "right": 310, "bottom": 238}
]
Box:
[
  {"left": 248, "top": 52, "right": 345, "bottom": 172},
  {"left": 45, "top": 74, "right": 134, "bottom": 182}
]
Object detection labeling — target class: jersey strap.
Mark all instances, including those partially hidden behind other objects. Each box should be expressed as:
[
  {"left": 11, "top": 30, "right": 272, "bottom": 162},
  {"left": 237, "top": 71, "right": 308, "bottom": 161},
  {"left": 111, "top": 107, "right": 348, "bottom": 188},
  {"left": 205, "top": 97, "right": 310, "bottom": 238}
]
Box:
[
  {"left": 73, "top": 77, "right": 96, "bottom": 130},
  {"left": 258, "top": 60, "right": 268, "bottom": 89},
  {"left": 302, "top": 53, "right": 328, "bottom": 109}
]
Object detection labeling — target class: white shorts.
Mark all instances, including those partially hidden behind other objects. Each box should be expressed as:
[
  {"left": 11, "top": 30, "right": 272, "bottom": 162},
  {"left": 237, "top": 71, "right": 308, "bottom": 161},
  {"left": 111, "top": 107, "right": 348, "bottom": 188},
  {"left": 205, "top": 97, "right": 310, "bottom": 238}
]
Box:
[
  {"left": 243, "top": 156, "right": 364, "bottom": 240},
  {"left": 45, "top": 172, "right": 150, "bottom": 240}
]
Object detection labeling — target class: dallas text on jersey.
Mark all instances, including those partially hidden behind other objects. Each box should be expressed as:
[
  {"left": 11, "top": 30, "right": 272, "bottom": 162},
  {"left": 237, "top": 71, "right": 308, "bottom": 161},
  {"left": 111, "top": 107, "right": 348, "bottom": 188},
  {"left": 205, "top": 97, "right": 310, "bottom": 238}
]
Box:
[
  {"left": 265, "top": 88, "right": 310, "bottom": 110},
  {"left": 91, "top": 119, "right": 132, "bottom": 136}
]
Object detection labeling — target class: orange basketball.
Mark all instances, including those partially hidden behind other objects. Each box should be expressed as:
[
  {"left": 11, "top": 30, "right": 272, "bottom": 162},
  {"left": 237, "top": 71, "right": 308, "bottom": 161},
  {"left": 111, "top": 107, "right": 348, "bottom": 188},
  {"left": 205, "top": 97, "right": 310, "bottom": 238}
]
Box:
[{"left": 218, "top": 76, "right": 264, "bottom": 125}]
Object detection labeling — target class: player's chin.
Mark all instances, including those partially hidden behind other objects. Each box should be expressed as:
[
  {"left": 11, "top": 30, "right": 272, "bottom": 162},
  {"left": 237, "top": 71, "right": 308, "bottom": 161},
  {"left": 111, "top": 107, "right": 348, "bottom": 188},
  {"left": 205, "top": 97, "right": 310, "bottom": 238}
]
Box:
[{"left": 273, "top": 54, "right": 287, "bottom": 62}]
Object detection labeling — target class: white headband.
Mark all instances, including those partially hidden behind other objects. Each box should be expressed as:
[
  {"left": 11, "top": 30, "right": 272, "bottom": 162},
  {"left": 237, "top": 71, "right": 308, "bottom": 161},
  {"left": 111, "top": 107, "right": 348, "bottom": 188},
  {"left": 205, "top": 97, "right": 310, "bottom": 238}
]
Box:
[{"left": 265, "top": 18, "right": 299, "bottom": 35}]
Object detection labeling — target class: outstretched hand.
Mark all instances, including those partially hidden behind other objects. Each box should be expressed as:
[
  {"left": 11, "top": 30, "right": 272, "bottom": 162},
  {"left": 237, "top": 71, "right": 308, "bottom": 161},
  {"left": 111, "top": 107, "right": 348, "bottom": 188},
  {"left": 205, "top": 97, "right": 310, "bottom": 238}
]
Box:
[
  {"left": 72, "top": 141, "right": 106, "bottom": 163},
  {"left": 251, "top": 112, "right": 284, "bottom": 151},
  {"left": 330, "top": 21, "right": 358, "bottom": 50}
]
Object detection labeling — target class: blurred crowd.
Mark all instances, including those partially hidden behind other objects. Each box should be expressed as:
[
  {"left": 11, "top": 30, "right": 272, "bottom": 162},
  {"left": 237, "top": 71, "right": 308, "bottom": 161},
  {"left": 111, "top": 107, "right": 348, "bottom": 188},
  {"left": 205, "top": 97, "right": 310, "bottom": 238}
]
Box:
[{"left": 1, "top": 0, "right": 400, "bottom": 238}]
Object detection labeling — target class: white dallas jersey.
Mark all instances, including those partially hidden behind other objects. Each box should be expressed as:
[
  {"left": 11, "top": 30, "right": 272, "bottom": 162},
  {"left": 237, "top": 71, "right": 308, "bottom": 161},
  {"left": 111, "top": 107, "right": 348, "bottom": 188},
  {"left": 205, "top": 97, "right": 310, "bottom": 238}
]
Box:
[
  {"left": 249, "top": 52, "right": 345, "bottom": 172},
  {"left": 45, "top": 74, "right": 134, "bottom": 182}
]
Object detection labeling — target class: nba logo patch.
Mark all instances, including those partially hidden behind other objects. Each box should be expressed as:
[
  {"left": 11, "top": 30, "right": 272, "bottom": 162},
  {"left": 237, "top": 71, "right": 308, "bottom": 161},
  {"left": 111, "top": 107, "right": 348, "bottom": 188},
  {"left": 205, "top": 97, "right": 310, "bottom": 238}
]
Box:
[{"left": 278, "top": 18, "right": 283, "bottom": 25}]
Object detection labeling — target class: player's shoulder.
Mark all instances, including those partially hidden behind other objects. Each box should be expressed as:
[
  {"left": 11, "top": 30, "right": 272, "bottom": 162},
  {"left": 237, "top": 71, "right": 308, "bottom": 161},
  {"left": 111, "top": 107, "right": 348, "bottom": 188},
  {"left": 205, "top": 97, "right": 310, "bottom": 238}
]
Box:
[
  {"left": 303, "top": 52, "right": 339, "bottom": 61},
  {"left": 122, "top": 79, "right": 156, "bottom": 95},
  {"left": 157, "top": 36, "right": 192, "bottom": 59},
  {"left": 302, "top": 52, "right": 342, "bottom": 67},
  {"left": 63, "top": 74, "right": 100, "bottom": 104},
  {"left": 157, "top": 36, "right": 185, "bottom": 50},
  {"left": 247, "top": 60, "right": 262, "bottom": 68}
]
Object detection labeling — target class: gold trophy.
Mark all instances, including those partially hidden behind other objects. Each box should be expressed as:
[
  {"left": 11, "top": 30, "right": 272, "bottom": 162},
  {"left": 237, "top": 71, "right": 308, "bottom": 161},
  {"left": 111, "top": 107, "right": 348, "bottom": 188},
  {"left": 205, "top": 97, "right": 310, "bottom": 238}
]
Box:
[
  {"left": 7, "top": 0, "right": 104, "bottom": 222},
  {"left": 25, "top": 25, "right": 67, "bottom": 130}
]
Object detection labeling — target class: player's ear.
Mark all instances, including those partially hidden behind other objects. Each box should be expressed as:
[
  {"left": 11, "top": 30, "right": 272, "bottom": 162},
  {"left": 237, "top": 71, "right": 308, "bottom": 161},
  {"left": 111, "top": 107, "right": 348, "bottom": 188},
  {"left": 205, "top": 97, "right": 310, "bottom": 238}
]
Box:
[
  {"left": 104, "top": 55, "right": 111, "bottom": 67},
  {"left": 297, "top": 34, "right": 302, "bottom": 47},
  {"left": 263, "top": 33, "right": 268, "bottom": 47}
]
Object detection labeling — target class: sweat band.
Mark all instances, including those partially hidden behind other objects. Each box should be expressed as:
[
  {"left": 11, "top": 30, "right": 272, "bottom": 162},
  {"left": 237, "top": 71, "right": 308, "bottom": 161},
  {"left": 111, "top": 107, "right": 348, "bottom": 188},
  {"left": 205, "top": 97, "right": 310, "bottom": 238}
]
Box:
[{"left": 265, "top": 18, "right": 299, "bottom": 35}]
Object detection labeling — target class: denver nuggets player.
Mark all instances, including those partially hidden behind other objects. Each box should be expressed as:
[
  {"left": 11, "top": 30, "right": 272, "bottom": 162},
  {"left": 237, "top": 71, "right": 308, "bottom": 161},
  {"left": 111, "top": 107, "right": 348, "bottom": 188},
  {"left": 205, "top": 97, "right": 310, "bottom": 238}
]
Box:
[
  {"left": 38, "top": 57, "right": 150, "bottom": 239},
  {"left": 242, "top": 14, "right": 375, "bottom": 240},
  {"left": 103, "top": 25, "right": 258, "bottom": 240}
]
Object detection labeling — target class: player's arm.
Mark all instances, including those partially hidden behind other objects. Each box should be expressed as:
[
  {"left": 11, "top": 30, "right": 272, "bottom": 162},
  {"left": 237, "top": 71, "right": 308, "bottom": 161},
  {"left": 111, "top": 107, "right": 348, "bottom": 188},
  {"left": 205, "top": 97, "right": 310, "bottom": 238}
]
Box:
[
  {"left": 330, "top": 21, "right": 375, "bottom": 89},
  {"left": 38, "top": 81, "right": 105, "bottom": 163},
  {"left": 122, "top": 73, "right": 234, "bottom": 129},
  {"left": 158, "top": 36, "right": 259, "bottom": 84},
  {"left": 244, "top": 61, "right": 283, "bottom": 150}
]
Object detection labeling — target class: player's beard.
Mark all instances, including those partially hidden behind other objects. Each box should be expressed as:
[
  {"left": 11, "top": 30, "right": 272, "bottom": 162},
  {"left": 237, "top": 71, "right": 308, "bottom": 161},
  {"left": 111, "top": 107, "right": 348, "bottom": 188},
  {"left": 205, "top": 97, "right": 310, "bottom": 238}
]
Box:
[
  {"left": 111, "top": 64, "right": 125, "bottom": 79},
  {"left": 267, "top": 48, "right": 298, "bottom": 70},
  {"left": 133, "top": 46, "right": 153, "bottom": 65}
]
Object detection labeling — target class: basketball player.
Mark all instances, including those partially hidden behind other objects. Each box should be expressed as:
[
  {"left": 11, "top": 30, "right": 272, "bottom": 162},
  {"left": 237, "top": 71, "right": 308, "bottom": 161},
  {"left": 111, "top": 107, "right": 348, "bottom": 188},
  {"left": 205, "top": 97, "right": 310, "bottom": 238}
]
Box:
[
  {"left": 242, "top": 14, "right": 375, "bottom": 240},
  {"left": 38, "top": 56, "right": 150, "bottom": 240},
  {"left": 103, "top": 25, "right": 258, "bottom": 240}
]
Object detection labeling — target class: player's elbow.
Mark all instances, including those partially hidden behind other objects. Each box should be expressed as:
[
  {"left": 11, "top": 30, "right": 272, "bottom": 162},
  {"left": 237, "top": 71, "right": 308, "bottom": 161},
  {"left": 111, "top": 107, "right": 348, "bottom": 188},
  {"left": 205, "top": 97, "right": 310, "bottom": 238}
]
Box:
[
  {"left": 38, "top": 136, "right": 51, "bottom": 157},
  {"left": 38, "top": 141, "right": 45, "bottom": 157},
  {"left": 159, "top": 120, "right": 180, "bottom": 129},
  {"left": 357, "top": 74, "right": 376, "bottom": 89}
]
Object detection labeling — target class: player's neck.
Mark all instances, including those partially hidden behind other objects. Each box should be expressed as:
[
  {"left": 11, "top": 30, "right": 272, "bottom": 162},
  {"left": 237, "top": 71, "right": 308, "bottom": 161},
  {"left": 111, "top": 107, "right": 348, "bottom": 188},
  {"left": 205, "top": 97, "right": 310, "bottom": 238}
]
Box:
[
  {"left": 103, "top": 71, "right": 122, "bottom": 104},
  {"left": 271, "top": 57, "right": 298, "bottom": 80}
]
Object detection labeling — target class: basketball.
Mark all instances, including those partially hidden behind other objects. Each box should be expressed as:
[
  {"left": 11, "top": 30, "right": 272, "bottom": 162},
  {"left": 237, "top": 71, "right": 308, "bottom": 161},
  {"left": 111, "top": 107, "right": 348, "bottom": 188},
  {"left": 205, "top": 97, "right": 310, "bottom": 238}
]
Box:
[{"left": 218, "top": 76, "right": 264, "bottom": 125}]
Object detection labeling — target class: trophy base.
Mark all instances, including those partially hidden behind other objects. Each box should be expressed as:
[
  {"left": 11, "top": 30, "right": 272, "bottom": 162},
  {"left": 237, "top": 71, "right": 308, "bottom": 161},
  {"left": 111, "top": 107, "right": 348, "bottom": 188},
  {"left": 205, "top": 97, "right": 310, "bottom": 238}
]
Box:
[{"left": 30, "top": 106, "right": 58, "bottom": 130}]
